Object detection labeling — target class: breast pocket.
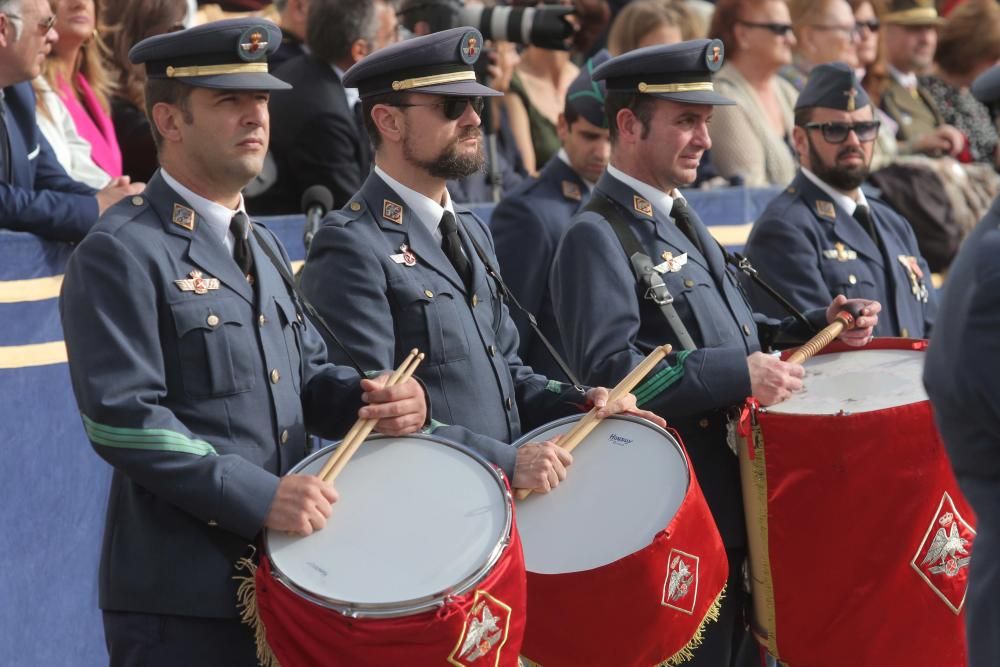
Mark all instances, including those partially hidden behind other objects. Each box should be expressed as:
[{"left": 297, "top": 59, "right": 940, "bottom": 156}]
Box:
[
  {"left": 171, "top": 299, "right": 256, "bottom": 398},
  {"left": 390, "top": 280, "right": 471, "bottom": 365},
  {"left": 824, "top": 262, "right": 877, "bottom": 300},
  {"left": 662, "top": 271, "right": 733, "bottom": 347},
  {"left": 274, "top": 296, "right": 303, "bottom": 395}
]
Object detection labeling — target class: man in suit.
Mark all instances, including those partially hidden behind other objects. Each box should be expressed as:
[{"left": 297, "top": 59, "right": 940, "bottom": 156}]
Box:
[
  {"left": 924, "top": 63, "right": 1000, "bottom": 667},
  {"left": 59, "top": 19, "right": 427, "bottom": 665},
  {"left": 0, "top": 0, "right": 141, "bottom": 241},
  {"left": 491, "top": 50, "right": 611, "bottom": 381},
  {"left": 549, "top": 40, "right": 880, "bottom": 665},
  {"left": 300, "top": 27, "right": 660, "bottom": 494},
  {"left": 252, "top": 0, "right": 397, "bottom": 215},
  {"left": 880, "top": 0, "right": 964, "bottom": 157},
  {"left": 745, "top": 62, "right": 936, "bottom": 339}
]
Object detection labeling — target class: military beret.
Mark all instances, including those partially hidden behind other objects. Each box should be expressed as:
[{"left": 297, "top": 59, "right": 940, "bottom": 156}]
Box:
[
  {"left": 795, "top": 62, "right": 871, "bottom": 112},
  {"left": 343, "top": 27, "right": 501, "bottom": 99},
  {"left": 972, "top": 64, "right": 1000, "bottom": 105},
  {"left": 590, "top": 39, "right": 734, "bottom": 106},
  {"left": 882, "top": 0, "right": 942, "bottom": 26},
  {"left": 129, "top": 18, "right": 290, "bottom": 91},
  {"left": 565, "top": 50, "right": 611, "bottom": 128}
]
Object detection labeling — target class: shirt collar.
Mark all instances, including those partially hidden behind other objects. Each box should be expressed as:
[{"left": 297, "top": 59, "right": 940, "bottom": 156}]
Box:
[
  {"left": 801, "top": 167, "right": 868, "bottom": 216},
  {"left": 557, "top": 148, "right": 595, "bottom": 191},
  {"left": 606, "top": 163, "right": 679, "bottom": 216},
  {"left": 374, "top": 165, "right": 455, "bottom": 241},
  {"left": 888, "top": 65, "right": 918, "bottom": 90},
  {"left": 160, "top": 169, "right": 246, "bottom": 250},
  {"left": 332, "top": 64, "right": 361, "bottom": 110}
]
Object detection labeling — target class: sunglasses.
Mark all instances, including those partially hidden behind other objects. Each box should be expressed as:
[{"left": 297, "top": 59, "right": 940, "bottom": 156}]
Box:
[
  {"left": 390, "top": 96, "right": 486, "bottom": 121},
  {"left": 805, "top": 120, "right": 881, "bottom": 143},
  {"left": 856, "top": 19, "right": 880, "bottom": 32},
  {"left": 5, "top": 12, "right": 56, "bottom": 33},
  {"left": 737, "top": 20, "right": 794, "bottom": 36}
]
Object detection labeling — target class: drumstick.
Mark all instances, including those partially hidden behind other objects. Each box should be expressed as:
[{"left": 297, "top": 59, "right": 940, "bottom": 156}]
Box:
[
  {"left": 320, "top": 351, "right": 425, "bottom": 484},
  {"left": 516, "top": 344, "right": 672, "bottom": 501},
  {"left": 786, "top": 303, "right": 865, "bottom": 365},
  {"left": 316, "top": 349, "right": 419, "bottom": 481}
]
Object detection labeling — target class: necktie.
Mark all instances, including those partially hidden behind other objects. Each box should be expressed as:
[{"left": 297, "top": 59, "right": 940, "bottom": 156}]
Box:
[
  {"left": 670, "top": 197, "right": 705, "bottom": 257},
  {"left": 438, "top": 210, "right": 472, "bottom": 291},
  {"left": 0, "top": 98, "right": 11, "bottom": 183},
  {"left": 230, "top": 211, "right": 255, "bottom": 280},
  {"left": 853, "top": 204, "right": 878, "bottom": 244}
]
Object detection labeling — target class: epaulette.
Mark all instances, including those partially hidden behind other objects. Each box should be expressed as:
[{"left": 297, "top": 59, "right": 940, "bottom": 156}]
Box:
[
  {"left": 326, "top": 199, "right": 367, "bottom": 227},
  {"left": 99, "top": 194, "right": 151, "bottom": 234}
]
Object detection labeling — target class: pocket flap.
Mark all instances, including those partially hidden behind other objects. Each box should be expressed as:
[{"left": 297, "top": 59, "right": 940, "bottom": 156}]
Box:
[{"left": 171, "top": 299, "right": 243, "bottom": 337}]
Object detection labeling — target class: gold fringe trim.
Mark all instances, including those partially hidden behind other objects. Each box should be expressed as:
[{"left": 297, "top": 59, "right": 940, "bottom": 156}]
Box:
[
  {"left": 751, "top": 424, "right": 779, "bottom": 658},
  {"left": 233, "top": 556, "right": 282, "bottom": 667},
  {"left": 655, "top": 584, "right": 727, "bottom": 666}
]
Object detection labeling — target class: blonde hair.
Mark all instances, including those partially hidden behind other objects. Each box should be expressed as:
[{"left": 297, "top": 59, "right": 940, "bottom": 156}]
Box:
[{"left": 607, "top": 0, "right": 702, "bottom": 56}]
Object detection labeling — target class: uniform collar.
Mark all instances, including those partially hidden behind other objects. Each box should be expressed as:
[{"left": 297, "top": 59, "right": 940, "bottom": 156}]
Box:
[
  {"left": 159, "top": 168, "right": 246, "bottom": 252},
  {"left": 556, "top": 148, "right": 595, "bottom": 191},
  {"left": 888, "top": 65, "right": 918, "bottom": 90},
  {"left": 800, "top": 167, "right": 868, "bottom": 216},
  {"left": 606, "top": 163, "right": 681, "bottom": 215},
  {"left": 374, "top": 165, "right": 455, "bottom": 242}
]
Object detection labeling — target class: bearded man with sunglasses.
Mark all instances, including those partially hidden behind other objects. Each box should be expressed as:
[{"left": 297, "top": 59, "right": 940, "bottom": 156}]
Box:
[
  {"left": 300, "top": 27, "right": 659, "bottom": 495},
  {"left": 745, "top": 62, "right": 936, "bottom": 339}
]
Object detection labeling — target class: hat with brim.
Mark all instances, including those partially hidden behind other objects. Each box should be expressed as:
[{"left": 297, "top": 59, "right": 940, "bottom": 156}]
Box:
[
  {"left": 972, "top": 64, "right": 1000, "bottom": 105},
  {"left": 591, "top": 39, "right": 735, "bottom": 106},
  {"left": 130, "top": 18, "right": 291, "bottom": 91},
  {"left": 882, "top": 0, "right": 943, "bottom": 26}
]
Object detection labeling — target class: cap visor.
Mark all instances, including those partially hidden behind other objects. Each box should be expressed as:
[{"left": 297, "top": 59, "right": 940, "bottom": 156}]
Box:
[
  {"left": 179, "top": 72, "right": 292, "bottom": 91},
  {"left": 649, "top": 90, "right": 736, "bottom": 106},
  {"left": 972, "top": 65, "right": 1000, "bottom": 104},
  {"left": 411, "top": 80, "right": 503, "bottom": 97}
]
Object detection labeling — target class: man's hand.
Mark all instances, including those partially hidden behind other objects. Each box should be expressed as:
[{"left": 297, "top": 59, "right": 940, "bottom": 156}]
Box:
[
  {"left": 513, "top": 437, "right": 573, "bottom": 493},
  {"left": 826, "top": 294, "right": 881, "bottom": 346},
  {"left": 358, "top": 374, "right": 427, "bottom": 435},
  {"left": 264, "top": 474, "right": 338, "bottom": 536},
  {"left": 748, "top": 351, "right": 804, "bottom": 406},
  {"left": 914, "top": 125, "right": 965, "bottom": 158},
  {"left": 95, "top": 176, "right": 144, "bottom": 215},
  {"left": 586, "top": 387, "right": 667, "bottom": 428}
]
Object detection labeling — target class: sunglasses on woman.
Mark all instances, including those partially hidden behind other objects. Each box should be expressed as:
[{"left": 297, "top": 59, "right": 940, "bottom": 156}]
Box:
[
  {"left": 805, "top": 121, "right": 881, "bottom": 143},
  {"left": 856, "top": 19, "right": 880, "bottom": 32},
  {"left": 737, "top": 20, "right": 794, "bottom": 36},
  {"left": 390, "top": 96, "right": 486, "bottom": 121}
]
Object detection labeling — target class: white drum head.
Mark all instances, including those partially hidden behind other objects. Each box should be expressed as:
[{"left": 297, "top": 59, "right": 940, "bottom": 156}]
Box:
[
  {"left": 266, "top": 436, "right": 510, "bottom": 615},
  {"left": 768, "top": 348, "right": 927, "bottom": 415},
  {"left": 514, "top": 416, "right": 689, "bottom": 575}
]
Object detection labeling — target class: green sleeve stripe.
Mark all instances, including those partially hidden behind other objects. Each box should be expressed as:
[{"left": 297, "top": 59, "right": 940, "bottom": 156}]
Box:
[
  {"left": 82, "top": 415, "right": 218, "bottom": 456},
  {"left": 633, "top": 350, "right": 693, "bottom": 406},
  {"left": 545, "top": 379, "right": 565, "bottom": 394},
  {"left": 425, "top": 418, "right": 447, "bottom": 434}
]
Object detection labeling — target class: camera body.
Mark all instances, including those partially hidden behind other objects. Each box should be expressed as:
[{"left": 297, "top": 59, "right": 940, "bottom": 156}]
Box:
[{"left": 397, "top": 1, "right": 575, "bottom": 50}]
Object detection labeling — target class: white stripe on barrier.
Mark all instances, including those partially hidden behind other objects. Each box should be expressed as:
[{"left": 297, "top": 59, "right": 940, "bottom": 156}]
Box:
[
  {"left": 0, "top": 341, "right": 67, "bottom": 369},
  {"left": 0, "top": 275, "right": 63, "bottom": 303}
]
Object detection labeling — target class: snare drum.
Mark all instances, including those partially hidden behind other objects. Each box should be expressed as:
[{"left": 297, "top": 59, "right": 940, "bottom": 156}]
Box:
[
  {"left": 255, "top": 434, "right": 526, "bottom": 667},
  {"left": 514, "top": 415, "right": 727, "bottom": 667},
  {"left": 738, "top": 339, "right": 973, "bottom": 667}
]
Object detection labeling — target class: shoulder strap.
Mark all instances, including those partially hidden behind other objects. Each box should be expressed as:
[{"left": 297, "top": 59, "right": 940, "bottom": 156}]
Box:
[
  {"left": 251, "top": 226, "right": 368, "bottom": 377},
  {"left": 583, "top": 194, "right": 698, "bottom": 351}
]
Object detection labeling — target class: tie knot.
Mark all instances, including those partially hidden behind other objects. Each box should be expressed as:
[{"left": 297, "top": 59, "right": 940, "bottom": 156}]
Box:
[
  {"left": 670, "top": 197, "right": 689, "bottom": 219},
  {"left": 230, "top": 211, "right": 249, "bottom": 239},
  {"left": 853, "top": 205, "right": 870, "bottom": 222},
  {"left": 438, "top": 210, "right": 458, "bottom": 235}
]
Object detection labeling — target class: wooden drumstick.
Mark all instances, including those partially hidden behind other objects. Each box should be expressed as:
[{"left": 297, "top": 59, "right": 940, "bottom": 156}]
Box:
[
  {"left": 786, "top": 303, "right": 866, "bottom": 365},
  {"left": 515, "top": 344, "right": 672, "bottom": 501},
  {"left": 316, "top": 349, "right": 420, "bottom": 482}
]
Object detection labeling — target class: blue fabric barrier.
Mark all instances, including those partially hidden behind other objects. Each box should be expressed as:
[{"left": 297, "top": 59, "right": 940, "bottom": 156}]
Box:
[{"left": 0, "top": 185, "right": 778, "bottom": 665}]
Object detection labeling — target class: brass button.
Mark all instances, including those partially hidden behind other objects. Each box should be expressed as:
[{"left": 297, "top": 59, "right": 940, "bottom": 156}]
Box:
[
  {"left": 901, "top": 328, "right": 909, "bottom": 338},
  {"left": 743, "top": 324, "right": 752, "bottom": 336},
  {"left": 472, "top": 294, "right": 478, "bottom": 307},
  {"left": 684, "top": 279, "right": 695, "bottom": 288},
  {"left": 350, "top": 201, "right": 361, "bottom": 211},
  {"left": 280, "top": 429, "right": 289, "bottom": 444},
  {"left": 131, "top": 196, "right": 143, "bottom": 206},
  {"left": 505, "top": 397, "right": 512, "bottom": 411},
  {"left": 258, "top": 314, "right": 266, "bottom": 327},
  {"left": 488, "top": 344, "right": 496, "bottom": 356},
  {"left": 424, "top": 289, "right": 434, "bottom": 298},
  {"left": 848, "top": 274, "right": 857, "bottom": 285},
  {"left": 208, "top": 519, "right": 218, "bottom": 526},
  {"left": 206, "top": 314, "right": 220, "bottom": 327},
  {"left": 270, "top": 368, "right": 280, "bottom": 384},
  {"left": 698, "top": 418, "right": 709, "bottom": 428}
]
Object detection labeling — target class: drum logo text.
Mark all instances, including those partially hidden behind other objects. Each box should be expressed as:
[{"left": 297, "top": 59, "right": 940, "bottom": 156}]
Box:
[
  {"left": 910, "top": 491, "right": 976, "bottom": 614},
  {"left": 448, "top": 590, "right": 512, "bottom": 666},
  {"left": 608, "top": 433, "right": 633, "bottom": 447},
  {"left": 662, "top": 548, "right": 700, "bottom": 615}
]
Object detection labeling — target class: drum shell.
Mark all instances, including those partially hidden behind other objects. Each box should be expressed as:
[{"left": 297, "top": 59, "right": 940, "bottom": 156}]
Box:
[
  {"left": 738, "top": 338, "right": 973, "bottom": 667},
  {"left": 515, "top": 417, "right": 728, "bottom": 667}
]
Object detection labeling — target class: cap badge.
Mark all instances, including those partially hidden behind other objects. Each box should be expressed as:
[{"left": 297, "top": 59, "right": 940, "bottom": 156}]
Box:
[
  {"left": 561, "top": 181, "right": 582, "bottom": 202},
  {"left": 705, "top": 40, "right": 725, "bottom": 72},
  {"left": 845, "top": 88, "right": 858, "bottom": 112},
  {"left": 172, "top": 203, "right": 196, "bottom": 231},
  {"left": 238, "top": 27, "right": 268, "bottom": 62},
  {"left": 175, "top": 270, "right": 220, "bottom": 295},
  {"left": 383, "top": 199, "right": 404, "bottom": 225},
  {"left": 815, "top": 200, "right": 837, "bottom": 220},
  {"left": 633, "top": 195, "right": 654, "bottom": 217},
  {"left": 459, "top": 31, "right": 481, "bottom": 64}
]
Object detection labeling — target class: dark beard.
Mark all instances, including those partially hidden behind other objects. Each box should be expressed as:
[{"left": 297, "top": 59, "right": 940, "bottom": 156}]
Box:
[
  {"left": 807, "top": 137, "right": 870, "bottom": 191},
  {"left": 404, "top": 128, "right": 485, "bottom": 179}
]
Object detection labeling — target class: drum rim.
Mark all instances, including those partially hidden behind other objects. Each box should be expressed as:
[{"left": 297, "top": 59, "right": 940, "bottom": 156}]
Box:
[
  {"left": 513, "top": 414, "right": 691, "bottom": 487},
  {"left": 263, "top": 433, "right": 514, "bottom": 619}
]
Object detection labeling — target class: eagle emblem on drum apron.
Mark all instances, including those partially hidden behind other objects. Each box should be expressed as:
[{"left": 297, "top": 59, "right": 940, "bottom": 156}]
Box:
[
  {"left": 661, "top": 549, "right": 700, "bottom": 615},
  {"left": 910, "top": 491, "right": 976, "bottom": 614},
  {"left": 449, "top": 590, "right": 512, "bottom": 666}
]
